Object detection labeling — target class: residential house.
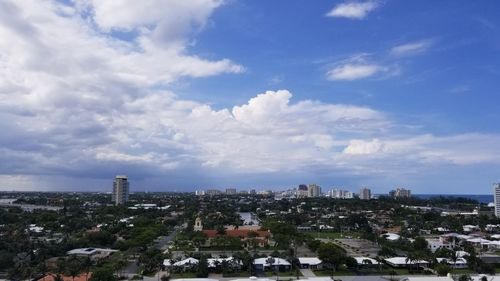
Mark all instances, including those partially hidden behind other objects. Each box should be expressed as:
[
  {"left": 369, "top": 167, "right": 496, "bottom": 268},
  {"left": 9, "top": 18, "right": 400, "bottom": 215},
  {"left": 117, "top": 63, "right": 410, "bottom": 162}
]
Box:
[
  {"left": 297, "top": 257, "right": 322, "bottom": 269},
  {"left": 253, "top": 257, "right": 291, "bottom": 271}
]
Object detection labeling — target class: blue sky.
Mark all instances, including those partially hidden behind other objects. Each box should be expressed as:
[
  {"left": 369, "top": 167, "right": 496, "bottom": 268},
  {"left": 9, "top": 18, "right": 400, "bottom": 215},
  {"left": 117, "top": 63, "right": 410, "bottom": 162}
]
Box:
[{"left": 0, "top": 0, "right": 499, "bottom": 194}]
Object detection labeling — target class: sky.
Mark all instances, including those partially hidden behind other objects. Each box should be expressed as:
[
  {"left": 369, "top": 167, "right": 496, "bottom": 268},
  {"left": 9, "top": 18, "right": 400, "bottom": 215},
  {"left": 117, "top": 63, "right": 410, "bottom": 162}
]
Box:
[{"left": 0, "top": 0, "right": 499, "bottom": 194}]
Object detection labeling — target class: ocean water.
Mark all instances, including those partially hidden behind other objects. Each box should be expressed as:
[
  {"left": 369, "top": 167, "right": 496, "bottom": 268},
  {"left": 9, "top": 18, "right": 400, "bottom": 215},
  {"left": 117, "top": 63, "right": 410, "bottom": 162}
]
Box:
[{"left": 413, "top": 194, "right": 493, "bottom": 204}]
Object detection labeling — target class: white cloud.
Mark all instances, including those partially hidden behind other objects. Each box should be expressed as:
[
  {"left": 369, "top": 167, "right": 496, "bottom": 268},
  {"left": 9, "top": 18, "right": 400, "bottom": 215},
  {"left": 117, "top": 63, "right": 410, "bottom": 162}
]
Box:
[
  {"left": 343, "top": 139, "right": 385, "bottom": 155},
  {"left": 326, "top": 1, "right": 379, "bottom": 19},
  {"left": 0, "top": 0, "right": 499, "bottom": 190},
  {"left": 390, "top": 40, "right": 433, "bottom": 56},
  {"left": 327, "top": 63, "right": 386, "bottom": 80}
]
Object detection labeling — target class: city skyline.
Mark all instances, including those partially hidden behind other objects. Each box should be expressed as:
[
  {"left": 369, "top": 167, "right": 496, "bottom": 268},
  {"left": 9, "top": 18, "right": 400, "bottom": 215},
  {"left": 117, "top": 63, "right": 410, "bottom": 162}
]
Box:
[{"left": 0, "top": 1, "right": 500, "bottom": 193}]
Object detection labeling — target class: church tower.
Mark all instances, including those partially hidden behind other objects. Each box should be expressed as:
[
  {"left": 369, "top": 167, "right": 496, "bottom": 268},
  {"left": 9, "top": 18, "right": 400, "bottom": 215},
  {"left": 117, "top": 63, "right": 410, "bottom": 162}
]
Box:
[{"left": 194, "top": 217, "right": 203, "bottom": 231}]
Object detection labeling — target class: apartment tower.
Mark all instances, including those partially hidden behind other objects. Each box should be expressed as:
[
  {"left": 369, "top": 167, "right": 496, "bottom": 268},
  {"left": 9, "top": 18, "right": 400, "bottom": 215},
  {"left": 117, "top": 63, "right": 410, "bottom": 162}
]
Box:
[{"left": 112, "top": 175, "right": 129, "bottom": 205}]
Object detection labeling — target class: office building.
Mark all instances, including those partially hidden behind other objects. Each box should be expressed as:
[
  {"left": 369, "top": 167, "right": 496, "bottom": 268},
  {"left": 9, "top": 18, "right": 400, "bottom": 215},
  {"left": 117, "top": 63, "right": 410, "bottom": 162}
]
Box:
[
  {"left": 195, "top": 190, "right": 205, "bottom": 196},
  {"left": 206, "top": 189, "right": 222, "bottom": 196},
  {"left": 226, "top": 188, "right": 237, "bottom": 195},
  {"left": 308, "top": 184, "right": 321, "bottom": 197},
  {"left": 494, "top": 183, "right": 500, "bottom": 217},
  {"left": 296, "top": 184, "right": 308, "bottom": 198},
  {"left": 329, "top": 189, "right": 354, "bottom": 199},
  {"left": 359, "top": 188, "right": 371, "bottom": 200},
  {"left": 391, "top": 188, "right": 411, "bottom": 198},
  {"left": 112, "top": 175, "right": 129, "bottom": 205}
]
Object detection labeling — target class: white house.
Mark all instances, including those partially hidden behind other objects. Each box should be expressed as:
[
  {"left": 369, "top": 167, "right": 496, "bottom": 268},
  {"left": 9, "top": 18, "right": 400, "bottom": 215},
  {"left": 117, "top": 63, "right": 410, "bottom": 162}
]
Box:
[
  {"left": 207, "top": 257, "right": 242, "bottom": 269},
  {"left": 384, "top": 257, "right": 429, "bottom": 268},
  {"left": 466, "top": 238, "right": 491, "bottom": 249},
  {"left": 354, "top": 257, "right": 379, "bottom": 266},
  {"left": 67, "top": 248, "right": 118, "bottom": 261},
  {"left": 298, "top": 257, "right": 322, "bottom": 269},
  {"left": 488, "top": 240, "right": 500, "bottom": 250},
  {"left": 426, "top": 237, "right": 455, "bottom": 253},
  {"left": 382, "top": 233, "right": 400, "bottom": 241},
  {"left": 401, "top": 277, "right": 453, "bottom": 281},
  {"left": 436, "top": 257, "right": 468, "bottom": 269},
  {"left": 253, "top": 257, "right": 291, "bottom": 271},
  {"left": 463, "top": 225, "right": 480, "bottom": 233},
  {"left": 164, "top": 257, "right": 199, "bottom": 270}
]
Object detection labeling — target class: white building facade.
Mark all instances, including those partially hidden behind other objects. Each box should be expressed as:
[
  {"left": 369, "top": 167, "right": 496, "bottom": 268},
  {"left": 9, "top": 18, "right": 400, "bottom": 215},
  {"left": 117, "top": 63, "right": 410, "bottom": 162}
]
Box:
[
  {"left": 112, "top": 175, "right": 129, "bottom": 205},
  {"left": 494, "top": 183, "right": 500, "bottom": 217}
]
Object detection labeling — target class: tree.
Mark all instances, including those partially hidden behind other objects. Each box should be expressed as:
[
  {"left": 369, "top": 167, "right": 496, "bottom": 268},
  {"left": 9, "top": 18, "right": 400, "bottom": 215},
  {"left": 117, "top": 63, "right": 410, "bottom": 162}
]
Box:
[
  {"left": 65, "top": 256, "right": 83, "bottom": 281},
  {"left": 197, "top": 256, "right": 209, "bottom": 278},
  {"left": 435, "top": 263, "right": 451, "bottom": 276},
  {"left": 138, "top": 248, "right": 163, "bottom": 274},
  {"left": 317, "top": 243, "right": 347, "bottom": 277},
  {"left": 113, "top": 258, "right": 128, "bottom": 278},
  {"left": 458, "top": 274, "right": 472, "bottom": 281},
  {"left": 216, "top": 225, "right": 226, "bottom": 235},
  {"left": 90, "top": 267, "right": 117, "bottom": 281},
  {"left": 266, "top": 257, "right": 277, "bottom": 280},
  {"left": 413, "top": 237, "right": 428, "bottom": 251}
]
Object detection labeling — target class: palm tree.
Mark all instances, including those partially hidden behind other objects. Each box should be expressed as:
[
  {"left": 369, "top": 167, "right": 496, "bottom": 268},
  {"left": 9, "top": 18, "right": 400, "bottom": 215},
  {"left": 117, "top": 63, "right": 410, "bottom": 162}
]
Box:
[
  {"left": 449, "top": 251, "right": 458, "bottom": 273},
  {"left": 266, "top": 257, "right": 276, "bottom": 280},
  {"left": 375, "top": 256, "right": 383, "bottom": 273},
  {"left": 406, "top": 253, "right": 416, "bottom": 272}
]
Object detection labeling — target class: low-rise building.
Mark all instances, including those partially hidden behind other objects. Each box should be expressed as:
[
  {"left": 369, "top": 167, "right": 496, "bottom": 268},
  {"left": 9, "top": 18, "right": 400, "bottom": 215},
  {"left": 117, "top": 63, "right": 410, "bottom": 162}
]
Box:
[
  {"left": 354, "top": 257, "right": 379, "bottom": 267},
  {"left": 253, "top": 257, "right": 291, "bottom": 271},
  {"left": 297, "top": 257, "right": 322, "bottom": 269},
  {"left": 384, "top": 257, "right": 429, "bottom": 268},
  {"left": 426, "top": 236, "right": 456, "bottom": 253},
  {"left": 66, "top": 248, "right": 118, "bottom": 261}
]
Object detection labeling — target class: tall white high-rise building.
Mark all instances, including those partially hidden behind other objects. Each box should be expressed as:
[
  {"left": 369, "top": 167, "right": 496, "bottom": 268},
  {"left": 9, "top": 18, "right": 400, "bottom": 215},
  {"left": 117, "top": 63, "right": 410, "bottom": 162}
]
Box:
[
  {"left": 226, "top": 188, "right": 237, "bottom": 195},
  {"left": 359, "top": 188, "right": 371, "bottom": 200},
  {"left": 494, "top": 183, "right": 500, "bottom": 217},
  {"left": 112, "top": 175, "right": 129, "bottom": 205},
  {"left": 308, "top": 184, "right": 321, "bottom": 197},
  {"left": 392, "top": 188, "right": 412, "bottom": 198},
  {"left": 329, "top": 189, "right": 354, "bottom": 199}
]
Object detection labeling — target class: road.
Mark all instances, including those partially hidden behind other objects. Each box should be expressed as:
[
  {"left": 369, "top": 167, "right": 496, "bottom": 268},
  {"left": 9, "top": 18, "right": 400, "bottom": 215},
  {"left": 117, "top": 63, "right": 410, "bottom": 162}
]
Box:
[{"left": 155, "top": 229, "right": 179, "bottom": 251}]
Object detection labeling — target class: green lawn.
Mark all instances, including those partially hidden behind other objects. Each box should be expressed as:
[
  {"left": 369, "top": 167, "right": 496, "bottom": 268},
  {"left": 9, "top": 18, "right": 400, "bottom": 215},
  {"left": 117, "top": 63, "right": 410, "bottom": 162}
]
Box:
[
  {"left": 313, "top": 269, "right": 356, "bottom": 276},
  {"left": 263, "top": 270, "right": 302, "bottom": 277},
  {"left": 223, "top": 272, "right": 252, "bottom": 278},
  {"left": 449, "top": 269, "right": 476, "bottom": 275},
  {"left": 169, "top": 272, "right": 198, "bottom": 278}
]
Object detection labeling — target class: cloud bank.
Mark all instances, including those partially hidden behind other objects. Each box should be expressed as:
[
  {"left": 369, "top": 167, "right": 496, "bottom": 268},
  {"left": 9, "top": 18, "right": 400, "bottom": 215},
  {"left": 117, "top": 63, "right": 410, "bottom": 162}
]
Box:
[{"left": 0, "top": 0, "right": 498, "bottom": 191}]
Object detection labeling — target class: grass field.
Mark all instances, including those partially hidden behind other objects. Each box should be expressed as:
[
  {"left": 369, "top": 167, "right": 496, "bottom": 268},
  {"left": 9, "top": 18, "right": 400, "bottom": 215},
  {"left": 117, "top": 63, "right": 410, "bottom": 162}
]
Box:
[
  {"left": 449, "top": 269, "right": 476, "bottom": 275},
  {"left": 263, "top": 270, "right": 302, "bottom": 277},
  {"left": 169, "top": 272, "right": 198, "bottom": 278},
  {"left": 222, "top": 272, "right": 252, "bottom": 278},
  {"left": 313, "top": 269, "right": 356, "bottom": 276}
]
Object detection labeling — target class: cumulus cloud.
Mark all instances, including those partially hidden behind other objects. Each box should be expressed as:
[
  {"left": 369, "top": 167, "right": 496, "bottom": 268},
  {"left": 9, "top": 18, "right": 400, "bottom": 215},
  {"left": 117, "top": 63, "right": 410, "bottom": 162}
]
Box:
[
  {"left": 0, "top": 0, "right": 499, "bottom": 190},
  {"left": 390, "top": 40, "right": 433, "bottom": 56},
  {"left": 326, "top": 1, "right": 379, "bottom": 19}
]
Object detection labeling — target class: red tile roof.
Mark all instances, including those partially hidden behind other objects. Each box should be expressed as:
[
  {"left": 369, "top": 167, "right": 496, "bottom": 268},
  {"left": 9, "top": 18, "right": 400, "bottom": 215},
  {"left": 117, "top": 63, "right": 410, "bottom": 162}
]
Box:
[{"left": 40, "top": 273, "right": 92, "bottom": 281}]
